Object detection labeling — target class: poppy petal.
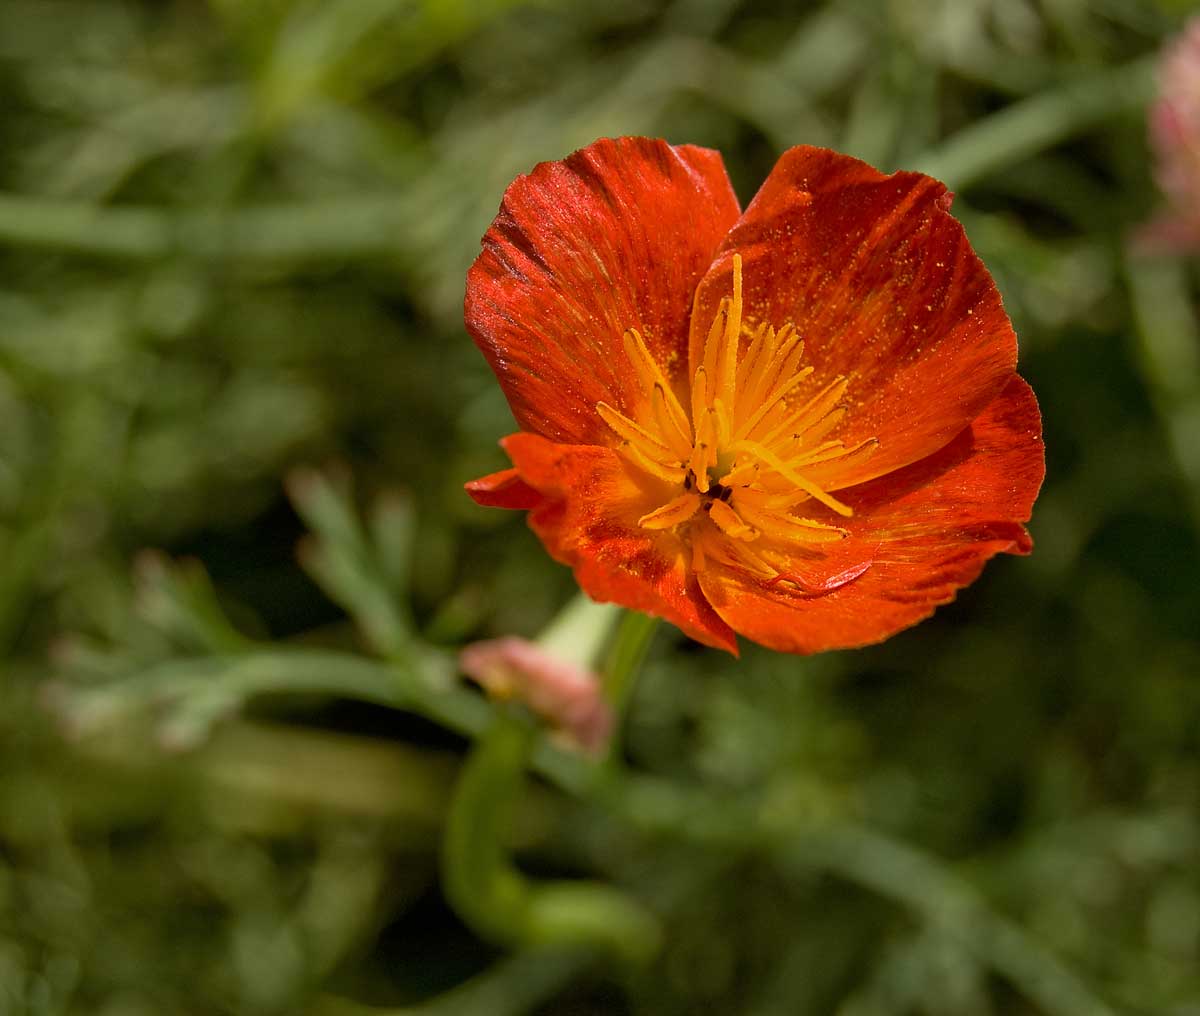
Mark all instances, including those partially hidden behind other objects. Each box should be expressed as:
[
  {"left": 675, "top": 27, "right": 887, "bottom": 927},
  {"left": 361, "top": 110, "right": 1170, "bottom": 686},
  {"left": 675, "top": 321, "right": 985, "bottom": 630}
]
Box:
[
  {"left": 465, "top": 467, "right": 543, "bottom": 510},
  {"left": 501, "top": 432, "right": 738, "bottom": 653},
  {"left": 697, "top": 377, "right": 1044, "bottom": 654},
  {"left": 692, "top": 145, "right": 1017, "bottom": 485},
  {"left": 466, "top": 137, "right": 741, "bottom": 446}
]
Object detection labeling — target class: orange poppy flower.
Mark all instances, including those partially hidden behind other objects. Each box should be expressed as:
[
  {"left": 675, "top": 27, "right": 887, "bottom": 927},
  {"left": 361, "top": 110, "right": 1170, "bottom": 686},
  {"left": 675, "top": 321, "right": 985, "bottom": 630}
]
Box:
[{"left": 465, "top": 137, "right": 1044, "bottom": 655}]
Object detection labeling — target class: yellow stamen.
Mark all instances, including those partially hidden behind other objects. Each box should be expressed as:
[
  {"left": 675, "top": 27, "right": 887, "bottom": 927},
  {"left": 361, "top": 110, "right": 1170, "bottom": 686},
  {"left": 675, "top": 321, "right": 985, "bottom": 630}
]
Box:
[
  {"left": 719, "top": 459, "right": 761, "bottom": 488},
  {"left": 688, "top": 403, "right": 717, "bottom": 492},
  {"left": 743, "top": 327, "right": 804, "bottom": 417},
  {"left": 794, "top": 406, "right": 847, "bottom": 446},
  {"left": 708, "top": 498, "right": 757, "bottom": 541},
  {"left": 788, "top": 439, "right": 844, "bottom": 462},
  {"left": 701, "top": 301, "right": 727, "bottom": 394},
  {"left": 624, "top": 329, "right": 691, "bottom": 436},
  {"left": 727, "top": 440, "right": 854, "bottom": 517},
  {"left": 639, "top": 493, "right": 701, "bottom": 529},
  {"left": 620, "top": 440, "right": 686, "bottom": 484},
  {"left": 688, "top": 441, "right": 712, "bottom": 494},
  {"left": 597, "top": 401, "right": 674, "bottom": 462},
  {"left": 736, "top": 501, "right": 848, "bottom": 543},
  {"left": 596, "top": 259, "right": 876, "bottom": 579},
  {"left": 796, "top": 437, "right": 879, "bottom": 472},
  {"left": 759, "top": 377, "right": 848, "bottom": 448},
  {"left": 711, "top": 398, "right": 733, "bottom": 449},
  {"left": 716, "top": 254, "right": 743, "bottom": 411},
  {"left": 707, "top": 536, "right": 780, "bottom": 579},
  {"left": 621, "top": 328, "right": 660, "bottom": 390},
  {"left": 652, "top": 383, "right": 694, "bottom": 459},
  {"left": 732, "top": 366, "right": 814, "bottom": 444},
  {"left": 735, "top": 322, "right": 771, "bottom": 404},
  {"left": 691, "top": 366, "right": 710, "bottom": 436}
]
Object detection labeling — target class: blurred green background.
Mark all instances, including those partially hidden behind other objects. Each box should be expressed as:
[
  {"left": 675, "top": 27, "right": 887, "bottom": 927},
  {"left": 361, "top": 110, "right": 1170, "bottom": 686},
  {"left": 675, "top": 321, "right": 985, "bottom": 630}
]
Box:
[{"left": 3, "top": 0, "right": 1200, "bottom": 1013}]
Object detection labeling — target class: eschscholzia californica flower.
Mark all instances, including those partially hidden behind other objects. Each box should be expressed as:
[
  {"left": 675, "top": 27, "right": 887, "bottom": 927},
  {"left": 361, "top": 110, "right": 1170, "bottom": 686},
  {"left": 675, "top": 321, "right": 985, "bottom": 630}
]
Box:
[
  {"left": 465, "top": 138, "right": 1044, "bottom": 655},
  {"left": 1142, "top": 17, "right": 1200, "bottom": 252}
]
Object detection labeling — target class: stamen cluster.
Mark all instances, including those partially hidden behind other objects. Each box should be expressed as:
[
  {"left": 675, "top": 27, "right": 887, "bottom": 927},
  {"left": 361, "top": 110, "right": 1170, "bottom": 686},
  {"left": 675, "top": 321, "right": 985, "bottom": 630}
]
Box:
[{"left": 597, "top": 255, "right": 878, "bottom": 583}]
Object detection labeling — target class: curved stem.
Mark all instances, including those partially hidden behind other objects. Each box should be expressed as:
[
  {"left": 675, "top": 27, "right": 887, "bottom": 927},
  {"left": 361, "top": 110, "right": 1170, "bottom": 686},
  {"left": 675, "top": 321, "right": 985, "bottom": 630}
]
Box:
[
  {"left": 440, "top": 710, "right": 536, "bottom": 944},
  {"left": 440, "top": 709, "right": 660, "bottom": 964}
]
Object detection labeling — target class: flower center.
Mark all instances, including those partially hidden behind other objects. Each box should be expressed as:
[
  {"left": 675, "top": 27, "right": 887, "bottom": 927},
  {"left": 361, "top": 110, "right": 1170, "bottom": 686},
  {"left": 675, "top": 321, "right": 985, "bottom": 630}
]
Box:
[{"left": 596, "top": 254, "right": 878, "bottom": 581}]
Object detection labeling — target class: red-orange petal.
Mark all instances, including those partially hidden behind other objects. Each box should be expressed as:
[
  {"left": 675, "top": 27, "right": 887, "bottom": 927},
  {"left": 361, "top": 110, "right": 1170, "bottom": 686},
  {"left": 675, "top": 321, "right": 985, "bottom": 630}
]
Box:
[
  {"left": 466, "top": 137, "right": 741, "bottom": 446},
  {"left": 692, "top": 145, "right": 1017, "bottom": 485},
  {"left": 697, "top": 377, "right": 1044, "bottom": 654},
  {"left": 465, "top": 467, "right": 544, "bottom": 510},
  {"left": 501, "top": 432, "right": 737, "bottom": 653}
]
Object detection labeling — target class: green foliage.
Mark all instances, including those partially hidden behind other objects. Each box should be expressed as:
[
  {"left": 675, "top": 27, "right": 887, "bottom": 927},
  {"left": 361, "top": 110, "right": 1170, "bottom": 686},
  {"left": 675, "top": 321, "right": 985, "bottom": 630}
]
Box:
[{"left": 3, "top": 0, "right": 1200, "bottom": 1013}]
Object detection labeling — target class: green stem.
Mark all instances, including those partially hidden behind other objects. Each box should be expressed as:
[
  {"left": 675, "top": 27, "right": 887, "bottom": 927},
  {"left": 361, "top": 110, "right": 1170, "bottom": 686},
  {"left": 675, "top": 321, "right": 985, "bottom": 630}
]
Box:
[
  {"left": 600, "top": 611, "right": 659, "bottom": 764},
  {"left": 440, "top": 710, "right": 537, "bottom": 945},
  {"left": 534, "top": 592, "right": 620, "bottom": 666},
  {"left": 440, "top": 709, "right": 660, "bottom": 964},
  {"left": 601, "top": 611, "right": 658, "bottom": 710}
]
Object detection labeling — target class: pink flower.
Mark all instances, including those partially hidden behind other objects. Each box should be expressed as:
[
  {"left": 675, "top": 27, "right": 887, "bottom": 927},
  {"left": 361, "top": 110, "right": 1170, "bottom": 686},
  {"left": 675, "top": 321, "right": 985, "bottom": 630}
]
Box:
[
  {"left": 460, "top": 637, "right": 613, "bottom": 754},
  {"left": 1141, "top": 18, "right": 1200, "bottom": 252}
]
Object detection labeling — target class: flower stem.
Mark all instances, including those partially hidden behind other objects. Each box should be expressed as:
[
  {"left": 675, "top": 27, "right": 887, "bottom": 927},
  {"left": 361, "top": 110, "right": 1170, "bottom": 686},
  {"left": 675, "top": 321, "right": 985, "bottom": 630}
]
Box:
[
  {"left": 440, "top": 707, "right": 660, "bottom": 964},
  {"left": 602, "top": 611, "right": 659, "bottom": 708},
  {"left": 534, "top": 592, "right": 620, "bottom": 665},
  {"left": 440, "top": 708, "right": 537, "bottom": 945},
  {"left": 441, "top": 594, "right": 659, "bottom": 962},
  {"left": 601, "top": 611, "right": 659, "bottom": 763}
]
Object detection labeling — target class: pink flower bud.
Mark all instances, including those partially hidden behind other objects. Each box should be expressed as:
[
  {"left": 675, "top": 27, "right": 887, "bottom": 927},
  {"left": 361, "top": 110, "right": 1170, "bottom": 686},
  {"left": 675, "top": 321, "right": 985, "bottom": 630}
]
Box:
[
  {"left": 459, "top": 637, "right": 613, "bottom": 754},
  {"left": 1141, "top": 18, "right": 1200, "bottom": 252}
]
